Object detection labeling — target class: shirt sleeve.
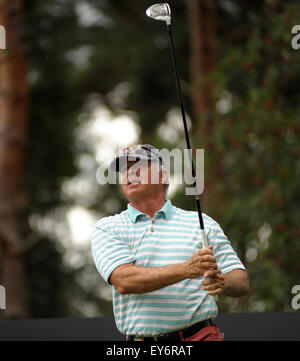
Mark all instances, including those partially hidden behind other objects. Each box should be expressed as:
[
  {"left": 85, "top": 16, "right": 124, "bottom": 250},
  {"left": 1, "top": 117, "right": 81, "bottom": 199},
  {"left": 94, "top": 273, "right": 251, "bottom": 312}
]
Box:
[
  {"left": 207, "top": 220, "right": 246, "bottom": 274},
  {"left": 91, "top": 218, "right": 135, "bottom": 283}
]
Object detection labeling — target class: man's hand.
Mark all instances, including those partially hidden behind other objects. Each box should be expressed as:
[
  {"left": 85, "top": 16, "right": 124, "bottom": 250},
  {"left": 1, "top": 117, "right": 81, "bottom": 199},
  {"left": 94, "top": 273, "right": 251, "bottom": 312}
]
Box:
[
  {"left": 184, "top": 246, "right": 218, "bottom": 279},
  {"left": 203, "top": 268, "right": 250, "bottom": 297},
  {"left": 202, "top": 268, "right": 225, "bottom": 295}
]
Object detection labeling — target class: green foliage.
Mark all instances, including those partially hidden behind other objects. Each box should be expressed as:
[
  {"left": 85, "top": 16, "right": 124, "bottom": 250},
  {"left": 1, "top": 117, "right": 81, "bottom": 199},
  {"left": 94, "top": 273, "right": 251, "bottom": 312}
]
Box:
[
  {"left": 203, "top": 0, "right": 300, "bottom": 312},
  {"left": 25, "top": 236, "right": 113, "bottom": 317},
  {"left": 25, "top": 237, "right": 73, "bottom": 318}
]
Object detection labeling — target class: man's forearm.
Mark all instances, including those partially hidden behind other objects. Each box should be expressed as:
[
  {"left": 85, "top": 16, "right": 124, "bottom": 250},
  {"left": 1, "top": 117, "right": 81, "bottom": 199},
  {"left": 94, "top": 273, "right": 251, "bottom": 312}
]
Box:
[
  {"left": 110, "top": 263, "right": 187, "bottom": 294},
  {"left": 109, "top": 248, "right": 217, "bottom": 294},
  {"left": 223, "top": 269, "right": 250, "bottom": 297}
]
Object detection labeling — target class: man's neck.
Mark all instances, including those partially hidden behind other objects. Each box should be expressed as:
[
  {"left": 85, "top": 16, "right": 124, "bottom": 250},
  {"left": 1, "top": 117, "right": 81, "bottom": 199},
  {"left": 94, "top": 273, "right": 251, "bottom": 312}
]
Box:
[{"left": 129, "top": 194, "right": 166, "bottom": 219}]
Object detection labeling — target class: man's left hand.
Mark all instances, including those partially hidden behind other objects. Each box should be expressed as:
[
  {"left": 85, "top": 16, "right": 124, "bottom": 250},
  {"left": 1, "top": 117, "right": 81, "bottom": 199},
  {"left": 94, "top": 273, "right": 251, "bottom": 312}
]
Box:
[{"left": 202, "top": 268, "right": 225, "bottom": 296}]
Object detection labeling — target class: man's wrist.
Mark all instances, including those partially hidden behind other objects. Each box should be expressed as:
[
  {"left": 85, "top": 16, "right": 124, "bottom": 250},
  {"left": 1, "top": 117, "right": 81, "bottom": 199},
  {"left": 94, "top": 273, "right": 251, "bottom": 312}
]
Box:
[
  {"left": 221, "top": 270, "right": 250, "bottom": 297},
  {"left": 221, "top": 272, "right": 228, "bottom": 295},
  {"left": 177, "top": 262, "right": 188, "bottom": 280}
]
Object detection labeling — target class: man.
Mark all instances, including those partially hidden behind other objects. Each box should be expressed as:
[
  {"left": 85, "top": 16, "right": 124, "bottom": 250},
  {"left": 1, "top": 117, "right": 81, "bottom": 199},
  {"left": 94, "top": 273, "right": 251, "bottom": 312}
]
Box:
[{"left": 91, "top": 144, "right": 249, "bottom": 341}]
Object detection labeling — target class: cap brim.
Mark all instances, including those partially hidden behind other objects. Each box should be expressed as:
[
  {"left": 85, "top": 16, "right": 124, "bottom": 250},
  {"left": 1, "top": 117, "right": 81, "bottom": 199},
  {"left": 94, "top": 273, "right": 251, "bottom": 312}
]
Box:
[{"left": 110, "top": 155, "right": 151, "bottom": 172}]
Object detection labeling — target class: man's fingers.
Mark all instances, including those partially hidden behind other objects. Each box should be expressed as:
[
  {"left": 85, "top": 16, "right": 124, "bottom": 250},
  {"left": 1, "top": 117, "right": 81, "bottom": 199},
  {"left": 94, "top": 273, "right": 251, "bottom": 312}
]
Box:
[
  {"left": 195, "top": 248, "right": 213, "bottom": 256},
  {"left": 201, "top": 255, "right": 217, "bottom": 263},
  {"left": 201, "top": 262, "right": 218, "bottom": 271},
  {"left": 208, "top": 288, "right": 223, "bottom": 296},
  {"left": 203, "top": 281, "right": 222, "bottom": 290},
  {"left": 204, "top": 269, "right": 221, "bottom": 278},
  {"left": 202, "top": 269, "right": 224, "bottom": 291},
  {"left": 202, "top": 277, "right": 221, "bottom": 287},
  {"left": 187, "top": 248, "right": 217, "bottom": 279}
]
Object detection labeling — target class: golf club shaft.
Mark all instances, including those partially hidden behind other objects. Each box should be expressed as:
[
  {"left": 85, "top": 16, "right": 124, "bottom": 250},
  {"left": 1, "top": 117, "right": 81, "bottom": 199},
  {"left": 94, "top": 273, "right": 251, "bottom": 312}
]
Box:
[
  {"left": 167, "top": 24, "right": 207, "bottom": 244},
  {"left": 167, "top": 23, "right": 218, "bottom": 302}
]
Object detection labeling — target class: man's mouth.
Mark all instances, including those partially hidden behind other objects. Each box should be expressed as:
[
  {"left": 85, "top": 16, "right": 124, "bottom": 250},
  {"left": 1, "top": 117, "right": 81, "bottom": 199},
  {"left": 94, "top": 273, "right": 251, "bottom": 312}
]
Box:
[{"left": 128, "top": 181, "right": 140, "bottom": 186}]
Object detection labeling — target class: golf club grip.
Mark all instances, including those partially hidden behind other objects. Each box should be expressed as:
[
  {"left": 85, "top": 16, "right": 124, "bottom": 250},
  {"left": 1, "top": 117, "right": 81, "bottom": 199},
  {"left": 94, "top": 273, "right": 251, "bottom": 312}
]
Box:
[{"left": 201, "top": 229, "right": 218, "bottom": 301}]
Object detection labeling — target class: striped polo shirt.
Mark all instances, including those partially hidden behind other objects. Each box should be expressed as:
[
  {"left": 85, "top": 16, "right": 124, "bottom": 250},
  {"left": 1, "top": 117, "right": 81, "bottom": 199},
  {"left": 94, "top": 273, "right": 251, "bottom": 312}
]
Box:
[{"left": 91, "top": 200, "right": 245, "bottom": 336}]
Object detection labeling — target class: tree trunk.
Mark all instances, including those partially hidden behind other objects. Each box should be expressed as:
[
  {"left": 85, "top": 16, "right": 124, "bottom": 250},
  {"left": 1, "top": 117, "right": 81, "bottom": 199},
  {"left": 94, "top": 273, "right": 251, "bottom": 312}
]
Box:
[
  {"left": 0, "top": 0, "right": 29, "bottom": 319},
  {"left": 189, "top": 0, "right": 217, "bottom": 130},
  {"left": 188, "top": 0, "right": 217, "bottom": 211}
]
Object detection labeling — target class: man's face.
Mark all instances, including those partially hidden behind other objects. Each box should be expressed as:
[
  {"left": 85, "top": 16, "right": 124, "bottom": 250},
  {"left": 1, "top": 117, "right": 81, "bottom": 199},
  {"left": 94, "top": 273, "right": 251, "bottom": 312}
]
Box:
[{"left": 120, "top": 160, "right": 164, "bottom": 202}]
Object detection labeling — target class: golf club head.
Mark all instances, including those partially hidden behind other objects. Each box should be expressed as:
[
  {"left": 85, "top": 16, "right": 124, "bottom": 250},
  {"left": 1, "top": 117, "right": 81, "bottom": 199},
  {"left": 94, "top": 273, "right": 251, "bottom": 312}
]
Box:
[{"left": 146, "top": 3, "right": 171, "bottom": 25}]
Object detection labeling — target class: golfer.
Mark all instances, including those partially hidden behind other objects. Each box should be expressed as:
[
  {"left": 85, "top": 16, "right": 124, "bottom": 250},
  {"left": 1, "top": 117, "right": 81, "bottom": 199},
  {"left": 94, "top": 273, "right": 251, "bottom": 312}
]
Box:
[{"left": 91, "top": 144, "right": 249, "bottom": 341}]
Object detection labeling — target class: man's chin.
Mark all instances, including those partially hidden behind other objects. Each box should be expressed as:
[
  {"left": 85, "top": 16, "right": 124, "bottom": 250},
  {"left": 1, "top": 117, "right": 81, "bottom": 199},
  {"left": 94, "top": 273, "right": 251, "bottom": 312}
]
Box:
[
  {"left": 126, "top": 183, "right": 142, "bottom": 194},
  {"left": 126, "top": 183, "right": 150, "bottom": 199}
]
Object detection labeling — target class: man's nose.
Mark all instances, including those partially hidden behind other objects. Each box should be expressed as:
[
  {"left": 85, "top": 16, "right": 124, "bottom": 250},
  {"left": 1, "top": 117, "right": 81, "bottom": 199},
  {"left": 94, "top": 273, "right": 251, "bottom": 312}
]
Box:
[{"left": 127, "top": 169, "right": 140, "bottom": 182}]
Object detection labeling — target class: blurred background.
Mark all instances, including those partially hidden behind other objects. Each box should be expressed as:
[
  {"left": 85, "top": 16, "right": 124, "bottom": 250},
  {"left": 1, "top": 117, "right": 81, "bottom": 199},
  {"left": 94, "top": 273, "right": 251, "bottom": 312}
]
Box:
[{"left": 0, "top": 0, "right": 299, "bottom": 320}]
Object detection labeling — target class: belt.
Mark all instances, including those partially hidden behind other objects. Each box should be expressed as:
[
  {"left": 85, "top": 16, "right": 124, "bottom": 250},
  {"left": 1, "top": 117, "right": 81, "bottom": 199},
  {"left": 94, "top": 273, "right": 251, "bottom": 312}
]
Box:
[{"left": 125, "top": 319, "right": 212, "bottom": 341}]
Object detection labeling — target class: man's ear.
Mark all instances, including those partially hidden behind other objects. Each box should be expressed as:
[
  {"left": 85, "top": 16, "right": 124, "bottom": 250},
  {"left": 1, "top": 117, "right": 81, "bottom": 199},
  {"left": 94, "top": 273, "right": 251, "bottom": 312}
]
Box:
[{"left": 160, "top": 167, "right": 169, "bottom": 185}]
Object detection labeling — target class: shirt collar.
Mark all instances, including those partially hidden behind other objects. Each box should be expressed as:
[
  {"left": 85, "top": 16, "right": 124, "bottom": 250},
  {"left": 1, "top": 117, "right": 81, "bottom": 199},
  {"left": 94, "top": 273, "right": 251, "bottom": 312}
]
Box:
[{"left": 127, "top": 200, "right": 176, "bottom": 223}]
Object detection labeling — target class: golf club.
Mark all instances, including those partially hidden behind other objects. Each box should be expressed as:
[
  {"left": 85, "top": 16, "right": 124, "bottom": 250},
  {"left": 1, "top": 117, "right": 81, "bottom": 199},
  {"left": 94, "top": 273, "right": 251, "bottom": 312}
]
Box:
[
  {"left": 146, "top": 3, "right": 218, "bottom": 302},
  {"left": 146, "top": 3, "right": 208, "bottom": 249}
]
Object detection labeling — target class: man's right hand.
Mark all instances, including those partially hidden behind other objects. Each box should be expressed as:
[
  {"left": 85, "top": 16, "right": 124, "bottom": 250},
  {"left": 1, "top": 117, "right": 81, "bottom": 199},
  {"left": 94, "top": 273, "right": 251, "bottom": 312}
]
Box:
[{"left": 183, "top": 246, "right": 217, "bottom": 279}]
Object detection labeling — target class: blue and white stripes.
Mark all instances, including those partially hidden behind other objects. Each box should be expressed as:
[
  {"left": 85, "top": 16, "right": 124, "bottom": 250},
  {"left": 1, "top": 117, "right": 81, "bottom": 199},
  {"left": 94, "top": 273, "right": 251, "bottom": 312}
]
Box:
[{"left": 91, "top": 200, "right": 245, "bottom": 336}]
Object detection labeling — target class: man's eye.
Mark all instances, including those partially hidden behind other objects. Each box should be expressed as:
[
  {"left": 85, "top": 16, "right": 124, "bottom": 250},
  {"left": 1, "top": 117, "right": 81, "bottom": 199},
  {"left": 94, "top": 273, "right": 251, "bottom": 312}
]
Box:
[{"left": 121, "top": 167, "right": 128, "bottom": 174}]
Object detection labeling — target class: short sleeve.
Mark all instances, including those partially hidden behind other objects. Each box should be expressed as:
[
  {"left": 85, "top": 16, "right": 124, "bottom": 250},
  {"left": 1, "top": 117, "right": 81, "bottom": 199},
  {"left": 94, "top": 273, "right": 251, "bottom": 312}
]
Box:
[
  {"left": 91, "top": 219, "right": 135, "bottom": 283},
  {"left": 207, "top": 221, "right": 245, "bottom": 274}
]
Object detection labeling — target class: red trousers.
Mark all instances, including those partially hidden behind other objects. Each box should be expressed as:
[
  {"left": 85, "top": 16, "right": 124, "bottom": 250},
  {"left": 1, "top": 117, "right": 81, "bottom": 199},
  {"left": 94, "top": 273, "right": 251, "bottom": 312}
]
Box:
[
  {"left": 179, "top": 323, "right": 224, "bottom": 341},
  {"left": 125, "top": 322, "right": 224, "bottom": 341}
]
